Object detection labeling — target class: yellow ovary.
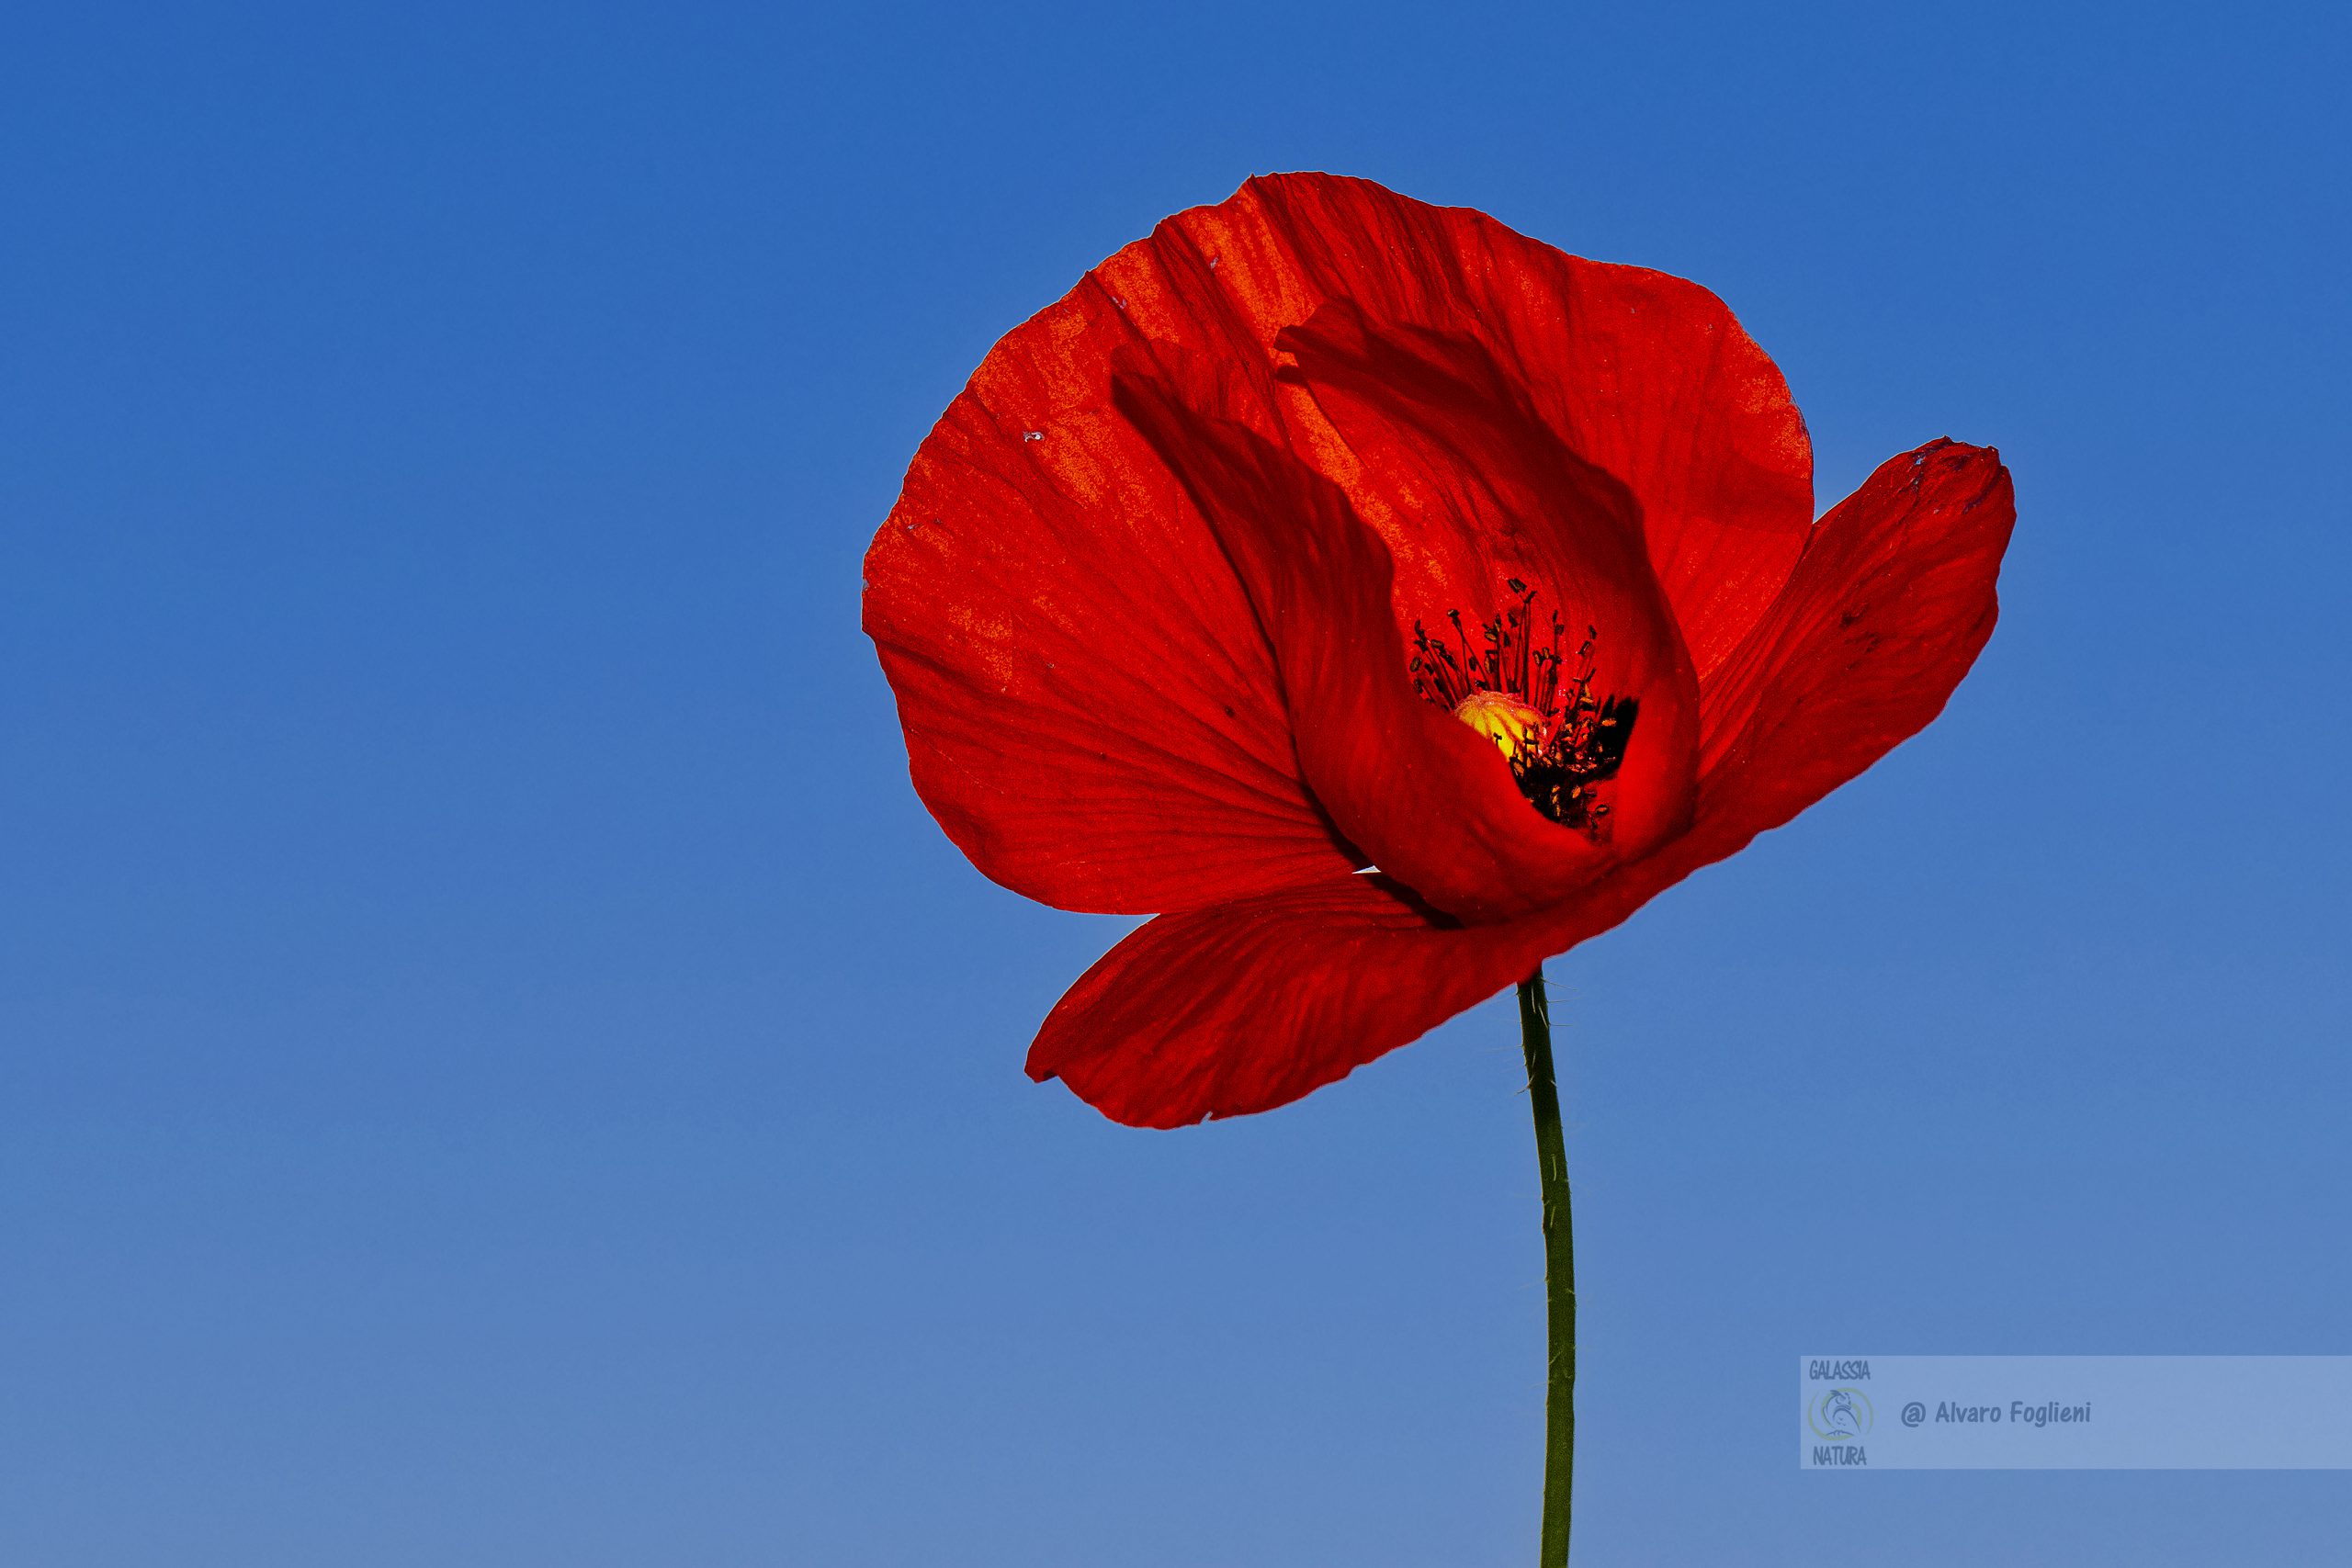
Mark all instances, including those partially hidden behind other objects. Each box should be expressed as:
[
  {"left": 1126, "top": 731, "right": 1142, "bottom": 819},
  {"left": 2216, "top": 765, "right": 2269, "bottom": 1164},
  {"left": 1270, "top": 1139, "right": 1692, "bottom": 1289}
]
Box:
[{"left": 1452, "top": 691, "right": 1544, "bottom": 761}]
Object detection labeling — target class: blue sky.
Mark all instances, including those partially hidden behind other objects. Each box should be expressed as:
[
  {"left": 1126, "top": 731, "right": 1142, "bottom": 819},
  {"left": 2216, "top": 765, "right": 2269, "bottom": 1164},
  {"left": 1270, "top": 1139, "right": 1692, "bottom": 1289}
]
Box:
[{"left": 3, "top": 2, "right": 2347, "bottom": 1562}]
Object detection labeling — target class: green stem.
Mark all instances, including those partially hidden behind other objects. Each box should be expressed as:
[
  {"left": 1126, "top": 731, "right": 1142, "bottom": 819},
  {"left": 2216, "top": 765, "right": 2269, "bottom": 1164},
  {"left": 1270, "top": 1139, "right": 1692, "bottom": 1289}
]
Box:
[{"left": 1518, "top": 966, "right": 1575, "bottom": 1566}]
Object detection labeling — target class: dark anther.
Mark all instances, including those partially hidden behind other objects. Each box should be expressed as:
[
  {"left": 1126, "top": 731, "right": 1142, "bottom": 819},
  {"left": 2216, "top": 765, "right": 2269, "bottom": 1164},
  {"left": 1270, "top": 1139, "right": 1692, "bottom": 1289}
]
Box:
[{"left": 1409, "top": 587, "right": 1640, "bottom": 838}]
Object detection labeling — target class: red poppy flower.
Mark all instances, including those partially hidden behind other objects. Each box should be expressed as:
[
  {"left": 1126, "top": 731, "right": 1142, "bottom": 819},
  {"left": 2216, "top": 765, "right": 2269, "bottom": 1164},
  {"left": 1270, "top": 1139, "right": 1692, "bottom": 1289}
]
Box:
[{"left": 865, "top": 173, "right": 2014, "bottom": 1130}]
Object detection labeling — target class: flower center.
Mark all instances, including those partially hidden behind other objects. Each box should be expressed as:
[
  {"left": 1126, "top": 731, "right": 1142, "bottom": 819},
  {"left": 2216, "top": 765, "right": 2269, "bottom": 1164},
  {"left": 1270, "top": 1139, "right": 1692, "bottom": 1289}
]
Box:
[{"left": 1409, "top": 580, "right": 1638, "bottom": 834}]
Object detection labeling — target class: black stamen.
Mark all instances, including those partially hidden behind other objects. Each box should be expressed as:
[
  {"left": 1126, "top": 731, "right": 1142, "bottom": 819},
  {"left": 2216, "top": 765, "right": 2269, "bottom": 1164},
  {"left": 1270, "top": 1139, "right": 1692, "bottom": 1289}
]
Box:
[{"left": 1409, "top": 587, "right": 1639, "bottom": 837}]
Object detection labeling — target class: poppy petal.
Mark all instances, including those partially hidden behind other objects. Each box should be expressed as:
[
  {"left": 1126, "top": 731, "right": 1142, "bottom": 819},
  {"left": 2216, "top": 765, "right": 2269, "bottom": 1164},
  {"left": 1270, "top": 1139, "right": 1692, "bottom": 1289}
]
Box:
[
  {"left": 864, "top": 300, "right": 1363, "bottom": 916},
  {"left": 1025, "top": 875, "right": 1555, "bottom": 1128},
  {"left": 1119, "top": 174, "right": 1816, "bottom": 677},
  {"left": 1110, "top": 355, "right": 1614, "bottom": 924},
  {"left": 1270, "top": 301, "right": 1702, "bottom": 862},
  {"left": 1692, "top": 439, "right": 2017, "bottom": 852}
]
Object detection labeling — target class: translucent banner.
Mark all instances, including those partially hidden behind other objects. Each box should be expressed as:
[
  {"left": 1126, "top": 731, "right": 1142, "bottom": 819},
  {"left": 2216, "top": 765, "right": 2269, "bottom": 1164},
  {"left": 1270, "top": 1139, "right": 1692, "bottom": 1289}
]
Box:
[{"left": 1798, "top": 1356, "right": 2352, "bottom": 1470}]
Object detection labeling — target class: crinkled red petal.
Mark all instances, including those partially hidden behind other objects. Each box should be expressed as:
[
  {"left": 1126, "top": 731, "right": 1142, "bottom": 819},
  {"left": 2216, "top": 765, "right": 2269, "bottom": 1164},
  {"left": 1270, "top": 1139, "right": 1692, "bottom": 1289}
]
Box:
[
  {"left": 1026, "top": 837, "right": 1749, "bottom": 1127},
  {"left": 1024, "top": 875, "right": 1553, "bottom": 1128},
  {"left": 1271, "top": 302, "right": 1702, "bottom": 861},
  {"left": 865, "top": 335, "right": 1360, "bottom": 916},
  {"left": 1690, "top": 439, "right": 2017, "bottom": 855},
  {"left": 1112, "top": 355, "right": 1616, "bottom": 923},
  {"left": 1117, "top": 174, "right": 1816, "bottom": 677}
]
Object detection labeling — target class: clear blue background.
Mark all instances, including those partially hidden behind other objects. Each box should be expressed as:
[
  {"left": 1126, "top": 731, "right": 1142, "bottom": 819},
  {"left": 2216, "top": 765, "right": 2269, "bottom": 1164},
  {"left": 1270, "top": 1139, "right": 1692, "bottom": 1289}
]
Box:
[{"left": 4, "top": 3, "right": 2346, "bottom": 1563}]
